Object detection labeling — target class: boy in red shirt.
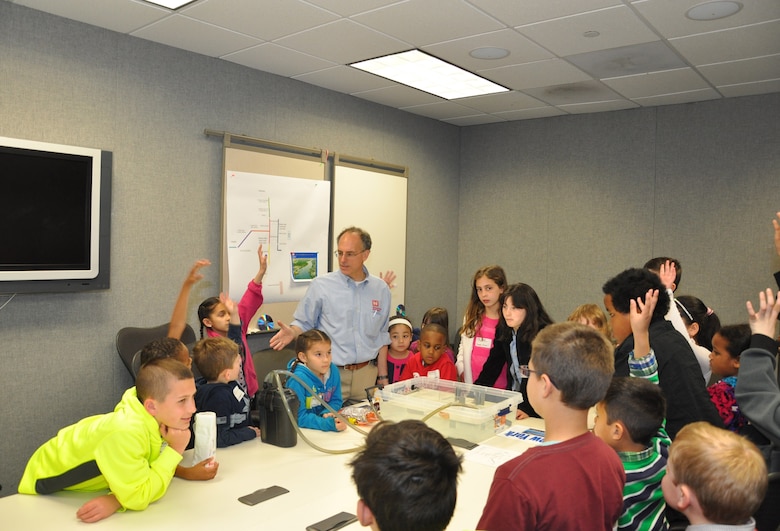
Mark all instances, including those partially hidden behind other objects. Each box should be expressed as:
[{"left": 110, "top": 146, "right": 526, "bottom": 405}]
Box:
[
  {"left": 399, "top": 324, "right": 457, "bottom": 381},
  {"left": 477, "top": 322, "right": 625, "bottom": 530}
]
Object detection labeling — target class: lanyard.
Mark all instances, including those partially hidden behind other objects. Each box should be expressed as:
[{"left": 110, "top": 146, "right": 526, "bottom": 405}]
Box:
[{"left": 509, "top": 331, "right": 521, "bottom": 392}]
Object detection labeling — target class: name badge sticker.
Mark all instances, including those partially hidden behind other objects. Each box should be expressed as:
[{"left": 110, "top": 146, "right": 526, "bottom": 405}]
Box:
[
  {"left": 475, "top": 337, "right": 492, "bottom": 349},
  {"left": 233, "top": 386, "right": 246, "bottom": 402}
]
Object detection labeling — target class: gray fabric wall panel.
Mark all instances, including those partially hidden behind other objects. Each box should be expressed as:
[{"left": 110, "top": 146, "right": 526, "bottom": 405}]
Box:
[
  {"left": 459, "top": 110, "right": 658, "bottom": 323},
  {"left": 459, "top": 96, "right": 780, "bottom": 329},
  {"left": 651, "top": 96, "right": 780, "bottom": 323}
]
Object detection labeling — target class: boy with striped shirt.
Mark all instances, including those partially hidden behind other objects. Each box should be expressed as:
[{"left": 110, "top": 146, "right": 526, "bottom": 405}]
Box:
[{"left": 594, "top": 289, "right": 671, "bottom": 531}]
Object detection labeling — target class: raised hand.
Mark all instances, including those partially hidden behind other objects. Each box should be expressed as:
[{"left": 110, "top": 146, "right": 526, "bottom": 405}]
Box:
[
  {"left": 219, "top": 292, "right": 240, "bottom": 324},
  {"left": 169, "top": 259, "right": 211, "bottom": 340},
  {"left": 185, "top": 259, "right": 211, "bottom": 286},
  {"left": 658, "top": 260, "right": 676, "bottom": 291},
  {"left": 379, "top": 270, "right": 396, "bottom": 289},
  {"left": 256, "top": 245, "right": 268, "bottom": 282},
  {"left": 773, "top": 212, "right": 780, "bottom": 258},
  {"left": 629, "top": 289, "right": 659, "bottom": 335},
  {"left": 746, "top": 288, "right": 780, "bottom": 338},
  {"left": 630, "top": 289, "right": 658, "bottom": 358}
]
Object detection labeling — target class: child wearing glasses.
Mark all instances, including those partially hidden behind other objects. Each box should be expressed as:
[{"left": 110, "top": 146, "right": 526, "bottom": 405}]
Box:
[{"left": 478, "top": 322, "right": 625, "bottom": 531}]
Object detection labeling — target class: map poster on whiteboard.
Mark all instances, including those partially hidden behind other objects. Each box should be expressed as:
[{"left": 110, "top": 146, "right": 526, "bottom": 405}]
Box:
[{"left": 225, "top": 170, "right": 330, "bottom": 304}]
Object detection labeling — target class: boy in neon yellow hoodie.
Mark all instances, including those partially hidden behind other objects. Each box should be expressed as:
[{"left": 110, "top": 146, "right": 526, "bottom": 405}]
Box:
[{"left": 19, "top": 358, "right": 196, "bottom": 523}]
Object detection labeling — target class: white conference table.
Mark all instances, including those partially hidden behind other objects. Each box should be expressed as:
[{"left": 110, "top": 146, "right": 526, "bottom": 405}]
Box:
[{"left": 1, "top": 417, "right": 545, "bottom": 530}]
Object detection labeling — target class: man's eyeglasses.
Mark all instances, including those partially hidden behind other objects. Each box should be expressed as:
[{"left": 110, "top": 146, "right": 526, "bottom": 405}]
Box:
[{"left": 334, "top": 250, "right": 365, "bottom": 259}]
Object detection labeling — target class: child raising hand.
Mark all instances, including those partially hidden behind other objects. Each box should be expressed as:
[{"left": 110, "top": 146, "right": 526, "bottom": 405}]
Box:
[{"left": 170, "top": 245, "right": 267, "bottom": 398}]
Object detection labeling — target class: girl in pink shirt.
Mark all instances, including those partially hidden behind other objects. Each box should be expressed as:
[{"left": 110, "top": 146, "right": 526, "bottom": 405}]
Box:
[{"left": 455, "top": 265, "right": 508, "bottom": 386}]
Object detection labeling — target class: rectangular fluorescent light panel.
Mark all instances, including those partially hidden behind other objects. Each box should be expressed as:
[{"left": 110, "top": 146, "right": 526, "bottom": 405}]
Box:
[
  {"left": 142, "top": 0, "right": 196, "bottom": 9},
  {"left": 351, "top": 50, "right": 508, "bottom": 100}
]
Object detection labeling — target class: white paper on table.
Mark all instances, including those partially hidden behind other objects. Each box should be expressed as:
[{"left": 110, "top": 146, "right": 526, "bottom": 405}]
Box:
[
  {"left": 465, "top": 425, "right": 547, "bottom": 467},
  {"left": 192, "top": 411, "right": 217, "bottom": 464},
  {"left": 464, "top": 445, "right": 521, "bottom": 467}
]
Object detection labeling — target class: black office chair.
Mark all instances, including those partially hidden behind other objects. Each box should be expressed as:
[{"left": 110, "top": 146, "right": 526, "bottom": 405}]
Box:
[
  {"left": 115, "top": 322, "right": 196, "bottom": 378},
  {"left": 250, "top": 347, "right": 296, "bottom": 425},
  {"left": 253, "top": 347, "right": 296, "bottom": 386},
  {"left": 755, "top": 471, "right": 780, "bottom": 531}
]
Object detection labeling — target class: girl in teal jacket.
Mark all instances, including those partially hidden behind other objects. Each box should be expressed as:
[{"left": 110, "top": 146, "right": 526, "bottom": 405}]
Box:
[{"left": 286, "top": 329, "right": 345, "bottom": 432}]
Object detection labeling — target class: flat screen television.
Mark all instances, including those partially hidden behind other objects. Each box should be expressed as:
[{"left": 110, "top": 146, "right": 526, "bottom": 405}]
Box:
[{"left": 0, "top": 136, "right": 111, "bottom": 293}]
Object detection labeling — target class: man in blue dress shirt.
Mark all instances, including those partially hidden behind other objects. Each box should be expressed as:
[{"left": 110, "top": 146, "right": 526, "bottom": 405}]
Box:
[{"left": 271, "top": 226, "right": 391, "bottom": 403}]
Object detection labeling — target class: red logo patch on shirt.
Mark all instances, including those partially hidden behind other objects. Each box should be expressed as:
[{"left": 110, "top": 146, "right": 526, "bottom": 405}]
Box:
[{"left": 372, "top": 300, "right": 381, "bottom": 313}]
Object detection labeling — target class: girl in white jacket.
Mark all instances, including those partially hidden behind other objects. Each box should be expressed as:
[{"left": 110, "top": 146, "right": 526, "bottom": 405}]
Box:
[{"left": 456, "top": 265, "right": 507, "bottom": 384}]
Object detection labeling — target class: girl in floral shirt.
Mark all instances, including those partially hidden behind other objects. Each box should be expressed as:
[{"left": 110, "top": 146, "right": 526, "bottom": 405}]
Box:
[{"left": 707, "top": 324, "right": 760, "bottom": 435}]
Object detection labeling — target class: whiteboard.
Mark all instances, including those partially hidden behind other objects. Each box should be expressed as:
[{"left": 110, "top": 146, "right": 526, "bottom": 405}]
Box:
[
  {"left": 222, "top": 144, "right": 327, "bottom": 325},
  {"left": 225, "top": 171, "right": 330, "bottom": 303},
  {"left": 332, "top": 163, "right": 407, "bottom": 312}
]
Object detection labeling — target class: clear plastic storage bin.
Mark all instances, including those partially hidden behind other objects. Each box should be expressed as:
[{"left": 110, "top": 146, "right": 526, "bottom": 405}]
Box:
[{"left": 377, "top": 377, "right": 523, "bottom": 443}]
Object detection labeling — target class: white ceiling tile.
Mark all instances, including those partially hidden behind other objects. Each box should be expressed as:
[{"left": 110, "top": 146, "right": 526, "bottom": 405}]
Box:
[
  {"left": 13, "top": 0, "right": 169, "bottom": 33},
  {"left": 352, "top": 0, "right": 504, "bottom": 47},
  {"left": 468, "top": 0, "right": 622, "bottom": 27},
  {"left": 632, "top": 0, "right": 780, "bottom": 39},
  {"left": 669, "top": 20, "right": 780, "bottom": 65},
  {"left": 131, "top": 14, "right": 261, "bottom": 57},
  {"left": 516, "top": 5, "right": 660, "bottom": 57},
  {"left": 304, "top": 0, "right": 401, "bottom": 17},
  {"left": 492, "top": 106, "right": 568, "bottom": 121},
  {"left": 10, "top": 0, "right": 780, "bottom": 124},
  {"left": 633, "top": 88, "right": 721, "bottom": 106},
  {"left": 352, "top": 84, "right": 442, "bottom": 108},
  {"left": 181, "top": 0, "right": 338, "bottom": 41},
  {"left": 566, "top": 41, "right": 687, "bottom": 78},
  {"left": 457, "top": 90, "right": 546, "bottom": 113},
  {"left": 275, "top": 19, "right": 408, "bottom": 64},
  {"left": 423, "top": 29, "right": 553, "bottom": 72},
  {"left": 558, "top": 99, "right": 638, "bottom": 114},
  {"left": 223, "top": 43, "right": 336, "bottom": 77},
  {"left": 443, "top": 113, "right": 507, "bottom": 126},
  {"left": 717, "top": 78, "right": 780, "bottom": 98},
  {"left": 523, "top": 80, "right": 624, "bottom": 105},
  {"left": 479, "top": 59, "right": 591, "bottom": 90},
  {"left": 292, "top": 66, "right": 396, "bottom": 94},
  {"left": 698, "top": 54, "right": 780, "bottom": 87},
  {"left": 400, "top": 101, "right": 483, "bottom": 120},
  {"left": 602, "top": 68, "right": 710, "bottom": 99}
]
